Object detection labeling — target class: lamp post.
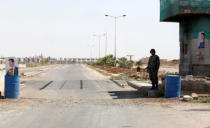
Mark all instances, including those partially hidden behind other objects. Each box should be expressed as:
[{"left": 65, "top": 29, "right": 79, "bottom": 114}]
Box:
[
  {"left": 93, "top": 34, "right": 101, "bottom": 58},
  {"left": 104, "top": 33, "right": 108, "bottom": 56},
  {"left": 105, "top": 14, "right": 126, "bottom": 60},
  {"left": 88, "top": 44, "right": 94, "bottom": 60},
  {"left": 93, "top": 34, "right": 107, "bottom": 58}
]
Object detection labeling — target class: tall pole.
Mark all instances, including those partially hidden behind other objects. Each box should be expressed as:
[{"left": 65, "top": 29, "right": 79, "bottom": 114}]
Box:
[
  {"left": 88, "top": 45, "right": 94, "bottom": 59},
  {"left": 98, "top": 37, "right": 101, "bottom": 58},
  {"left": 114, "top": 18, "right": 117, "bottom": 59},
  {"left": 90, "top": 46, "right": 92, "bottom": 59},
  {"left": 90, "top": 46, "right": 93, "bottom": 62},
  {"left": 105, "top": 33, "right": 108, "bottom": 56},
  {"left": 93, "top": 34, "right": 104, "bottom": 59},
  {"left": 105, "top": 14, "right": 126, "bottom": 62}
]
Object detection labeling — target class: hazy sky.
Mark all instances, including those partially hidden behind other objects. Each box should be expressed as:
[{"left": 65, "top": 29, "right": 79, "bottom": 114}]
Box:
[{"left": 0, "top": 0, "right": 179, "bottom": 60}]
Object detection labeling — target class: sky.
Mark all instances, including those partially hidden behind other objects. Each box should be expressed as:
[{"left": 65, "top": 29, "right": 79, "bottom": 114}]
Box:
[{"left": 0, "top": 0, "right": 179, "bottom": 60}]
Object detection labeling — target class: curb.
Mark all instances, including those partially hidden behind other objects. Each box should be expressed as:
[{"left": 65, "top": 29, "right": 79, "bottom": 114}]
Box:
[
  {"left": 126, "top": 81, "right": 150, "bottom": 96},
  {"left": 126, "top": 81, "right": 142, "bottom": 90},
  {"left": 126, "top": 81, "right": 164, "bottom": 97},
  {"left": 21, "top": 67, "right": 51, "bottom": 77}
]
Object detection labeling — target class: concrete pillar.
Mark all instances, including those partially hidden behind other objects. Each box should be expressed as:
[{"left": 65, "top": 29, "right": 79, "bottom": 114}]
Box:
[{"left": 179, "top": 16, "right": 210, "bottom": 76}]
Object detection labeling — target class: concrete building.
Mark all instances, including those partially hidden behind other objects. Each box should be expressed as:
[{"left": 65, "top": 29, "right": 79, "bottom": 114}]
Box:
[{"left": 160, "top": 0, "right": 210, "bottom": 76}]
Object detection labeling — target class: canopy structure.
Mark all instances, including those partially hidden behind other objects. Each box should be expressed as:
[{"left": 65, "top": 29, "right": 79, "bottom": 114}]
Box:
[
  {"left": 160, "top": 0, "right": 210, "bottom": 76},
  {"left": 160, "top": 0, "right": 210, "bottom": 22}
]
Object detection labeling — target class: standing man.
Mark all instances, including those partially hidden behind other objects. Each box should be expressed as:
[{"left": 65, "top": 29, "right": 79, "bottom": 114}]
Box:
[
  {"left": 137, "top": 66, "right": 141, "bottom": 73},
  {"left": 136, "top": 65, "right": 141, "bottom": 77},
  {"left": 146, "top": 49, "right": 160, "bottom": 90}
]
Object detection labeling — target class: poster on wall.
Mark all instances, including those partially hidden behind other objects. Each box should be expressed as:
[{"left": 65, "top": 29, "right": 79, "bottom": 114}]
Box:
[
  {"left": 198, "top": 32, "right": 205, "bottom": 48},
  {"left": 5, "top": 58, "right": 19, "bottom": 76}
]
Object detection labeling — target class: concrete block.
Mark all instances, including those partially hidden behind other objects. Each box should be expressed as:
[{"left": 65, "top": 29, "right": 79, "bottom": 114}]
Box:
[
  {"left": 148, "top": 90, "right": 157, "bottom": 97},
  {"left": 183, "top": 95, "right": 193, "bottom": 102},
  {"left": 191, "top": 93, "right": 199, "bottom": 100}
]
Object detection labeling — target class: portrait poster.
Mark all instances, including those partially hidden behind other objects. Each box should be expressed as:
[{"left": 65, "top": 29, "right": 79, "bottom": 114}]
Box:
[
  {"left": 198, "top": 32, "right": 205, "bottom": 49},
  {"left": 5, "top": 58, "right": 19, "bottom": 76}
]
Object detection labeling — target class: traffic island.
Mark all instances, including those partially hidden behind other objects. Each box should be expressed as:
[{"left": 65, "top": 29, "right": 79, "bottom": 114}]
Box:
[
  {"left": 86, "top": 64, "right": 210, "bottom": 99},
  {"left": 85, "top": 64, "right": 165, "bottom": 97},
  {"left": 126, "top": 81, "right": 165, "bottom": 97}
]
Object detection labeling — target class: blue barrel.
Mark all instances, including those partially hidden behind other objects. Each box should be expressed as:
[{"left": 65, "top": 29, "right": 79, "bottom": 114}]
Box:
[
  {"left": 5, "top": 75, "right": 20, "bottom": 99},
  {"left": 165, "top": 75, "right": 181, "bottom": 98}
]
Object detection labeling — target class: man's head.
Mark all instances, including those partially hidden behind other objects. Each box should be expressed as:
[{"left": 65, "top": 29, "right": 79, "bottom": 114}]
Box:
[
  {"left": 201, "top": 33, "right": 205, "bottom": 40},
  {"left": 8, "top": 59, "right": 15, "bottom": 68},
  {"left": 150, "top": 49, "right": 156, "bottom": 56}
]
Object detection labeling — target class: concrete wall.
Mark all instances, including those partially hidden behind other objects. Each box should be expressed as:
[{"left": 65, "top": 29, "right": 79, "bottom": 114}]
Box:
[
  {"left": 179, "top": 39, "right": 210, "bottom": 76},
  {"left": 160, "top": 0, "right": 210, "bottom": 22},
  {"left": 179, "top": 16, "right": 210, "bottom": 76}
]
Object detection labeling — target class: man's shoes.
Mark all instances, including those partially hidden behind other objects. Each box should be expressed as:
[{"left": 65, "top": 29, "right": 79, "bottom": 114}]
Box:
[{"left": 150, "top": 87, "right": 155, "bottom": 90}]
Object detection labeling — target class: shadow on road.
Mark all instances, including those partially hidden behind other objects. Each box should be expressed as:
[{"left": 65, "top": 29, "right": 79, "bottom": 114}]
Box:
[
  {"left": 108, "top": 91, "right": 142, "bottom": 99},
  {"left": 40, "top": 81, "right": 54, "bottom": 90},
  {"left": 184, "top": 108, "right": 210, "bottom": 112}
]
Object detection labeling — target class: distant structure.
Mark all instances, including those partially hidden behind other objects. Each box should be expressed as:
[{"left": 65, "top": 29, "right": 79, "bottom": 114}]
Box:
[
  {"left": 69, "top": 58, "right": 98, "bottom": 63},
  {"left": 0, "top": 55, "right": 98, "bottom": 66},
  {"left": 127, "top": 55, "right": 134, "bottom": 61},
  {"left": 160, "top": 0, "right": 210, "bottom": 76}
]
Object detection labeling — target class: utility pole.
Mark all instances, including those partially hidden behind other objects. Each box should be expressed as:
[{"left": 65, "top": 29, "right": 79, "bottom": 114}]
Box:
[
  {"left": 105, "top": 14, "right": 126, "bottom": 60},
  {"left": 93, "top": 34, "right": 101, "bottom": 58},
  {"left": 104, "top": 33, "right": 108, "bottom": 56},
  {"left": 93, "top": 34, "right": 106, "bottom": 58},
  {"left": 88, "top": 44, "right": 94, "bottom": 59}
]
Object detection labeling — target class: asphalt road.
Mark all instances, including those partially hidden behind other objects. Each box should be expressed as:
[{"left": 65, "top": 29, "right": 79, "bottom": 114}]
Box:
[{"left": 0, "top": 64, "right": 210, "bottom": 128}]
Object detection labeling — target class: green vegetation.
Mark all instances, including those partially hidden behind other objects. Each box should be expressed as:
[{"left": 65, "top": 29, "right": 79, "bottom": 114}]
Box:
[
  {"left": 26, "top": 62, "right": 48, "bottom": 68},
  {"left": 125, "top": 61, "right": 134, "bottom": 69},
  {"left": 192, "top": 97, "right": 210, "bottom": 103},
  {"left": 96, "top": 55, "right": 116, "bottom": 66},
  {"left": 90, "top": 55, "right": 136, "bottom": 69},
  {"left": 118, "top": 57, "right": 127, "bottom": 68},
  {"left": 41, "top": 58, "right": 46, "bottom": 65},
  {"left": 136, "top": 60, "right": 142, "bottom": 66}
]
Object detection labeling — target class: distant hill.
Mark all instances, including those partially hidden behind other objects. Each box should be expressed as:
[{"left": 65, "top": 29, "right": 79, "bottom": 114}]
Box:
[
  {"left": 161, "top": 59, "right": 179, "bottom": 66},
  {"left": 140, "top": 57, "right": 149, "bottom": 64},
  {"left": 140, "top": 57, "right": 179, "bottom": 66}
]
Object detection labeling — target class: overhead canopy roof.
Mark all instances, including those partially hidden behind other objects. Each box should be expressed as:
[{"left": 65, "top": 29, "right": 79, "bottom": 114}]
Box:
[{"left": 160, "top": 0, "right": 210, "bottom": 22}]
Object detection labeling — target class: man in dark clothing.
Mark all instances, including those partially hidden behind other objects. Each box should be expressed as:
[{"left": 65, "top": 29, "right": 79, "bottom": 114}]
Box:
[
  {"left": 146, "top": 49, "right": 160, "bottom": 90},
  {"left": 136, "top": 66, "right": 141, "bottom": 77},
  {"left": 137, "top": 66, "right": 141, "bottom": 73}
]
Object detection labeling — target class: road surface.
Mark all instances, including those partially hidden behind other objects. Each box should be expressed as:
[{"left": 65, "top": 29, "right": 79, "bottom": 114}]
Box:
[{"left": 0, "top": 64, "right": 210, "bottom": 128}]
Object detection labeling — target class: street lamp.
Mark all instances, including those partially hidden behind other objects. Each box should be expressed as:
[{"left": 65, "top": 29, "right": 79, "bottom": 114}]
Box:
[
  {"left": 93, "top": 34, "right": 101, "bottom": 58},
  {"left": 105, "top": 14, "right": 126, "bottom": 60},
  {"left": 93, "top": 34, "right": 107, "bottom": 58},
  {"left": 88, "top": 44, "right": 94, "bottom": 59},
  {"left": 103, "top": 33, "right": 108, "bottom": 56}
]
